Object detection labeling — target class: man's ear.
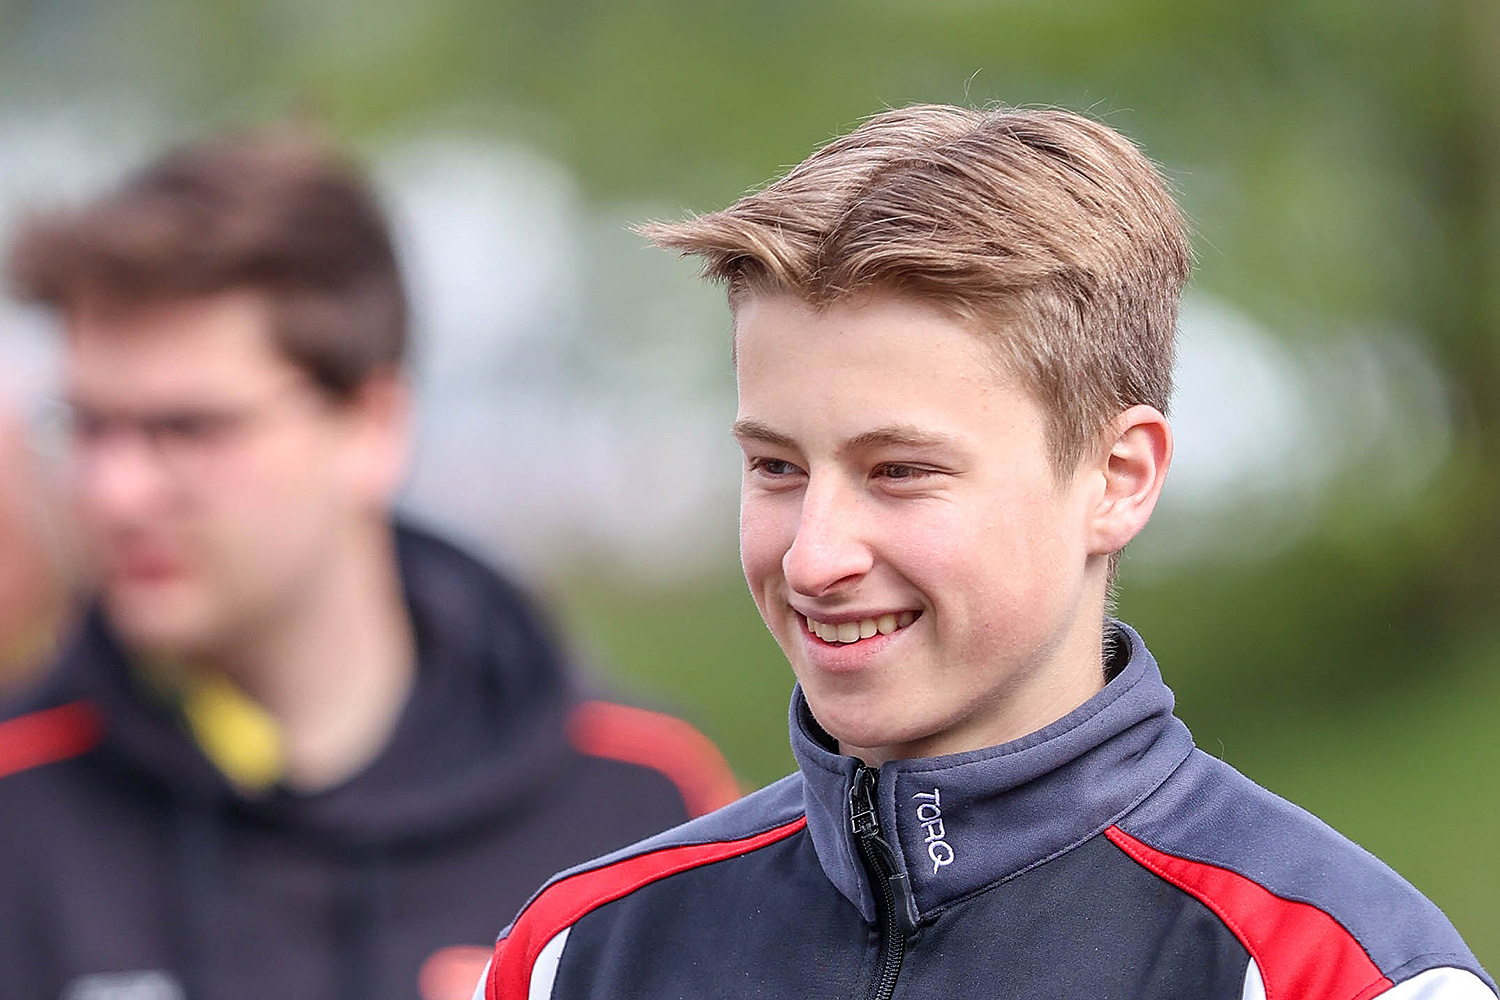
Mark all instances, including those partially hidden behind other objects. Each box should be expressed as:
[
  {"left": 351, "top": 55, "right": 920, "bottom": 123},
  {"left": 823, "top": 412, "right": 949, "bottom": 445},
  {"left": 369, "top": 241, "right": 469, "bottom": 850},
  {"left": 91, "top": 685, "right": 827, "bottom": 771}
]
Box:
[{"left": 1086, "top": 404, "right": 1172, "bottom": 557}]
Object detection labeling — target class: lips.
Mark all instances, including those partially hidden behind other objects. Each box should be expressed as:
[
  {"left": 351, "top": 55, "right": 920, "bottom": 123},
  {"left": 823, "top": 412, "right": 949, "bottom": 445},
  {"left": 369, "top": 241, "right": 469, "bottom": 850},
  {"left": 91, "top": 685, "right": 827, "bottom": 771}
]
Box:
[{"left": 113, "top": 550, "right": 186, "bottom": 583}]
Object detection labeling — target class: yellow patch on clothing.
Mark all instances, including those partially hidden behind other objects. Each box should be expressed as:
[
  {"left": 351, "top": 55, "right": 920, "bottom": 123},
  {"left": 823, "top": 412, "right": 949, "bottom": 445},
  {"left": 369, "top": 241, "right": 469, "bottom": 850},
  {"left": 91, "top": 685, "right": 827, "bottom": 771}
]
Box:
[{"left": 178, "top": 673, "right": 284, "bottom": 792}]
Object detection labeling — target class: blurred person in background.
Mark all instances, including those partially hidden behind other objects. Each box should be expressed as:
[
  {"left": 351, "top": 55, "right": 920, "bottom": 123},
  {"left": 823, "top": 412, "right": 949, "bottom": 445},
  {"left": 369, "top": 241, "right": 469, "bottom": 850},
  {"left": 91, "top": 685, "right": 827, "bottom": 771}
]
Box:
[
  {"left": 0, "top": 129, "right": 738, "bottom": 1000},
  {"left": 481, "top": 105, "right": 1494, "bottom": 1000}
]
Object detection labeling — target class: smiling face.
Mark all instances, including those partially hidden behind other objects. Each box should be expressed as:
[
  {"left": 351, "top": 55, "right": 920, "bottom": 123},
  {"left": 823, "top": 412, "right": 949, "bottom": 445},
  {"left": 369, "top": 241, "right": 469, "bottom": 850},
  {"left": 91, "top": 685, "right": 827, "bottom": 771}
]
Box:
[{"left": 735, "top": 293, "right": 1132, "bottom": 765}]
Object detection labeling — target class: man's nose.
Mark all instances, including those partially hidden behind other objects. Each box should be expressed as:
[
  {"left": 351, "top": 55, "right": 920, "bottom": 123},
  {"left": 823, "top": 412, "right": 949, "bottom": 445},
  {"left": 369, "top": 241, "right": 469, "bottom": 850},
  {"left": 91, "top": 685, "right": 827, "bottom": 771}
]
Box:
[{"left": 782, "top": 479, "right": 873, "bottom": 597}]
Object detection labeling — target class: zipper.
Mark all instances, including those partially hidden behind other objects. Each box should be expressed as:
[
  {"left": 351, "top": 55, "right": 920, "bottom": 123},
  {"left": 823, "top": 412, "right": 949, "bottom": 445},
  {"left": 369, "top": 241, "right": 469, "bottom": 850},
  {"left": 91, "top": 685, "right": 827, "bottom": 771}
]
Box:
[{"left": 849, "top": 766, "right": 916, "bottom": 1000}]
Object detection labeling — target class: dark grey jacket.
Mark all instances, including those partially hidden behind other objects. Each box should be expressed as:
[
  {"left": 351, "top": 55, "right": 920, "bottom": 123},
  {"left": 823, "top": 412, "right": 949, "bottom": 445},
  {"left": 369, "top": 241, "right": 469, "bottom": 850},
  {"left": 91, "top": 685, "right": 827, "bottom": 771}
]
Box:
[{"left": 485, "top": 623, "right": 1493, "bottom": 1000}]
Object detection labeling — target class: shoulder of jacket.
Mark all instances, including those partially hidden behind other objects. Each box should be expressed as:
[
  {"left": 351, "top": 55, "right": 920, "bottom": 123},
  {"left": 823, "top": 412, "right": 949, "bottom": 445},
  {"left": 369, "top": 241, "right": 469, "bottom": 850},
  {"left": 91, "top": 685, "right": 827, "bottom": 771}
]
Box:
[
  {"left": 515, "top": 772, "right": 804, "bottom": 910},
  {"left": 482, "top": 774, "right": 808, "bottom": 1000},
  {"left": 0, "top": 699, "right": 104, "bottom": 784},
  {"left": 1109, "top": 749, "right": 1492, "bottom": 998},
  {"left": 563, "top": 699, "right": 741, "bottom": 818}
]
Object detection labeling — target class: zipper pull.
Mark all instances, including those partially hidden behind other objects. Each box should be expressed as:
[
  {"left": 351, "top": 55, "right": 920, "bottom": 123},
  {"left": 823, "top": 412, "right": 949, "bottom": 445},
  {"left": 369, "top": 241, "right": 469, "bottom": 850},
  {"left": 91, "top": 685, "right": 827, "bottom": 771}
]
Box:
[
  {"left": 849, "top": 766, "right": 881, "bottom": 838},
  {"left": 849, "top": 767, "right": 919, "bottom": 938}
]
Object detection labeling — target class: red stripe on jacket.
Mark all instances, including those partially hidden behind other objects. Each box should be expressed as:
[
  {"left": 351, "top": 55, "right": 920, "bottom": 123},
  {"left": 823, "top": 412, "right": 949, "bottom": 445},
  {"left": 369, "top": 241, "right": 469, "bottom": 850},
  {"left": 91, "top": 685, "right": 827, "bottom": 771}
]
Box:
[
  {"left": 487, "top": 815, "right": 807, "bottom": 1000},
  {"left": 1105, "top": 826, "right": 1392, "bottom": 1000},
  {"left": 0, "top": 701, "right": 105, "bottom": 780},
  {"left": 566, "top": 700, "right": 741, "bottom": 818}
]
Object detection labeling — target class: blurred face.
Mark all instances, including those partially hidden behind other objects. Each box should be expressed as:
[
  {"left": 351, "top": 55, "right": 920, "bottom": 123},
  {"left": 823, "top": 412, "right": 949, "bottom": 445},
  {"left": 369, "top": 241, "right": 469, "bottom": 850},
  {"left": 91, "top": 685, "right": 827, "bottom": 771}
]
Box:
[
  {"left": 735, "top": 293, "right": 1112, "bottom": 764},
  {"left": 61, "top": 290, "right": 393, "bottom": 660}
]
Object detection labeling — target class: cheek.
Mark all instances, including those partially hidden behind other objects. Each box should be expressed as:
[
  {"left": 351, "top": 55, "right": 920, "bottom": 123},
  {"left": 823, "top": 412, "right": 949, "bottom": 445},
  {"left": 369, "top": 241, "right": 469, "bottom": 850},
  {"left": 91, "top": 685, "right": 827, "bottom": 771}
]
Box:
[
  {"left": 881, "top": 495, "right": 1065, "bottom": 616},
  {"left": 213, "top": 435, "right": 345, "bottom": 542},
  {"left": 876, "top": 504, "right": 981, "bottom": 592},
  {"left": 966, "top": 508, "right": 1084, "bottom": 639},
  {"left": 738, "top": 495, "right": 796, "bottom": 599}
]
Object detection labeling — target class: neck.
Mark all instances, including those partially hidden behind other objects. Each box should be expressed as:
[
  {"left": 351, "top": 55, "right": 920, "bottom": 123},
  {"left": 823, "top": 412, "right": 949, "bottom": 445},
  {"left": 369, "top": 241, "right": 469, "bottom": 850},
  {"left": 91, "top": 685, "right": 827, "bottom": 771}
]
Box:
[{"left": 206, "top": 521, "right": 416, "bottom": 792}]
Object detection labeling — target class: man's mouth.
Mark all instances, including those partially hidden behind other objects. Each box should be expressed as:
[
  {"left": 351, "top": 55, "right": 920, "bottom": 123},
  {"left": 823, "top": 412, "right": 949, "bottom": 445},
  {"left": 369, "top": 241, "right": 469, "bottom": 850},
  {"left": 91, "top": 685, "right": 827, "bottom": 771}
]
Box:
[
  {"left": 113, "top": 549, "right": 187, "bottom": 583},
  {"left": 801, "top": 611, "right": 920, "bottom": 645}
]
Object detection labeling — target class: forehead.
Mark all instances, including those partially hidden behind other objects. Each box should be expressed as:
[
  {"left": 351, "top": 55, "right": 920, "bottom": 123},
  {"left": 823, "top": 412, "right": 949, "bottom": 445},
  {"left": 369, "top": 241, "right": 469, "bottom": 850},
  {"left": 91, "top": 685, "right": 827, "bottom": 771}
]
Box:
[
  {"left": 734, "top": 289, "right": 1008, "bottom": 368},
  {"left": 64, "top": 290, "right": 297, "bottom": 402},
  {"left": 731, "top": 292, "right": 1057, "bottom": 465},
  {"left": 736, "top": 292, "right": 1010, "bottom": 401}
]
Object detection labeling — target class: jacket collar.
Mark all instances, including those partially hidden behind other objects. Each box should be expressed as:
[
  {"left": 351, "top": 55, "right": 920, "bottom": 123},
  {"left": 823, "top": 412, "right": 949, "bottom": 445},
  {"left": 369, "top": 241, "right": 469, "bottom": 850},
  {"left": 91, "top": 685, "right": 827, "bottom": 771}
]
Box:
[{"left": 790, "top": 621, "right": 1194, "bottom": 924}]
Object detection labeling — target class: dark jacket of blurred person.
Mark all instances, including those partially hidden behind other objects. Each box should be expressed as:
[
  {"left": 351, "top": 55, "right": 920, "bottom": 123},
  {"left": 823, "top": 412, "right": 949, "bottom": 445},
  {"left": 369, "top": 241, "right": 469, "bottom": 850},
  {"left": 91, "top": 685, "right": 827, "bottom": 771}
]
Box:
[
  {"left": 0, "top": 129, "right": 737, "bottom": 1000},
  {"left": 0, "top": 524, "right": 733, "bottom": 1000}
]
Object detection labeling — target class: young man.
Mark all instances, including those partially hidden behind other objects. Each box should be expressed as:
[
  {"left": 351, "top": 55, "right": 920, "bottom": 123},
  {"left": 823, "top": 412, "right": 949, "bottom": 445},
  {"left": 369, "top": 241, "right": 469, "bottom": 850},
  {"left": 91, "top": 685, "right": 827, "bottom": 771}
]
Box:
[
  {"left": 0, "top": 131, "right": 738, "bottom": 1000},
  {"left": 481, "top": 106, "right": 1495, "bottom": 999}
]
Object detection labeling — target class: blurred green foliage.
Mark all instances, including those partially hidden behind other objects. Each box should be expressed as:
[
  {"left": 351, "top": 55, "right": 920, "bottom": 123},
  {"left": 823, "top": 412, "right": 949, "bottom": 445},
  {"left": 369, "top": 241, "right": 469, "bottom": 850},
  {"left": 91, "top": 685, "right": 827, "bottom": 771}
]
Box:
[{"left": 4, "top": 0, "right": 1497, "bottom": 967}]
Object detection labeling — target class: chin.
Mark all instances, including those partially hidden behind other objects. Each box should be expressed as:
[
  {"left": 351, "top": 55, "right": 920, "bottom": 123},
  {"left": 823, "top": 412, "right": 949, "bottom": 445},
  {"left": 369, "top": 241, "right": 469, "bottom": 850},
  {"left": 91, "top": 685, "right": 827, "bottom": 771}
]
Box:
[
  {"left": 802, "top": 686, "right": 933, "bottom": 758},
  {"left": 103, "top": 591, "right": 220, "bottom": 660}
]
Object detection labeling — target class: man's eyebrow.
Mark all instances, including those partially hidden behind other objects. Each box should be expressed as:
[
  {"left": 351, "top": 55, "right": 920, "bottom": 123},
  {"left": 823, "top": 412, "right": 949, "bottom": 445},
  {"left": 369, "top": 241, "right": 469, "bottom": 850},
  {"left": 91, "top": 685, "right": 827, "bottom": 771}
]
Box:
[
  {"left": 844, "top": 425, "right": 963, "bottom": 452},
  {"left": 732, "top": 421, "right": 965, "bottom": 453},
  {"left": 731, "top": 419, "right": 796, "bottom": 448}
]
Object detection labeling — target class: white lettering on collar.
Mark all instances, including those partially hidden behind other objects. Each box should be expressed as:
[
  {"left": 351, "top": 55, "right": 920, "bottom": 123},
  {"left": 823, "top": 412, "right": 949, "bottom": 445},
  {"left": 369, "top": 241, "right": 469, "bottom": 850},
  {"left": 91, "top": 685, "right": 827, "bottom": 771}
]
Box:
[{"left": 912, "top": 787, "right": 954, "bottom": 874}]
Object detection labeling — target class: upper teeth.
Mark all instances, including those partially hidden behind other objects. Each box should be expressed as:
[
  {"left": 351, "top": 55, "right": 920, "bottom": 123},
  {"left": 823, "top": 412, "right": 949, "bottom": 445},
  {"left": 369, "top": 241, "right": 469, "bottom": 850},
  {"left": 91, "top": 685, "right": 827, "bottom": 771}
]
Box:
[{"left": 805, "top": 611, "right": 916, "bottom": 644}]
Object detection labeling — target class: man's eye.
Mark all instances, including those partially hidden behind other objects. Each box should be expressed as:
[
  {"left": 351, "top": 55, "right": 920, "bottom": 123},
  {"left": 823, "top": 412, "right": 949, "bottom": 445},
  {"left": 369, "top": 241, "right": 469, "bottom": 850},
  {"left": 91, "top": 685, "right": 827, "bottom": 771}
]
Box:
[
  {"left": 153, "top": 412, "right": 237, "bottom": 443},
  {"left": 69, "top": 412, "right": 111, "bottom": 443},
  {"left": 749, "top": 458, "right": 801, "bottom": 477},
  {"left": 874, "top": 463, "right": 928, "bottom": 481}
]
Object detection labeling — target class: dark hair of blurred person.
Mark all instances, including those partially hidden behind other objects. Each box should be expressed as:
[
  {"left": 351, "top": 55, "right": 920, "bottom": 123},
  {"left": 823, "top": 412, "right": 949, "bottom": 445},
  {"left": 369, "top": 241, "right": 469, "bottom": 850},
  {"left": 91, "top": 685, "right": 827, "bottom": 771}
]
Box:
[{"left": 0, "top": 128, "right": 738, "bottom": 1000}]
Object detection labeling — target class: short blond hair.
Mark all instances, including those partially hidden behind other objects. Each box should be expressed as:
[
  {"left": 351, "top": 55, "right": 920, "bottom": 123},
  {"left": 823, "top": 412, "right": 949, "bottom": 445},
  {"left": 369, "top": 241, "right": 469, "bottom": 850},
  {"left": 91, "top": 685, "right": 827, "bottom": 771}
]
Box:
[{"left": 640, "top": 104, "right": 1191, "bottom": 472}]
